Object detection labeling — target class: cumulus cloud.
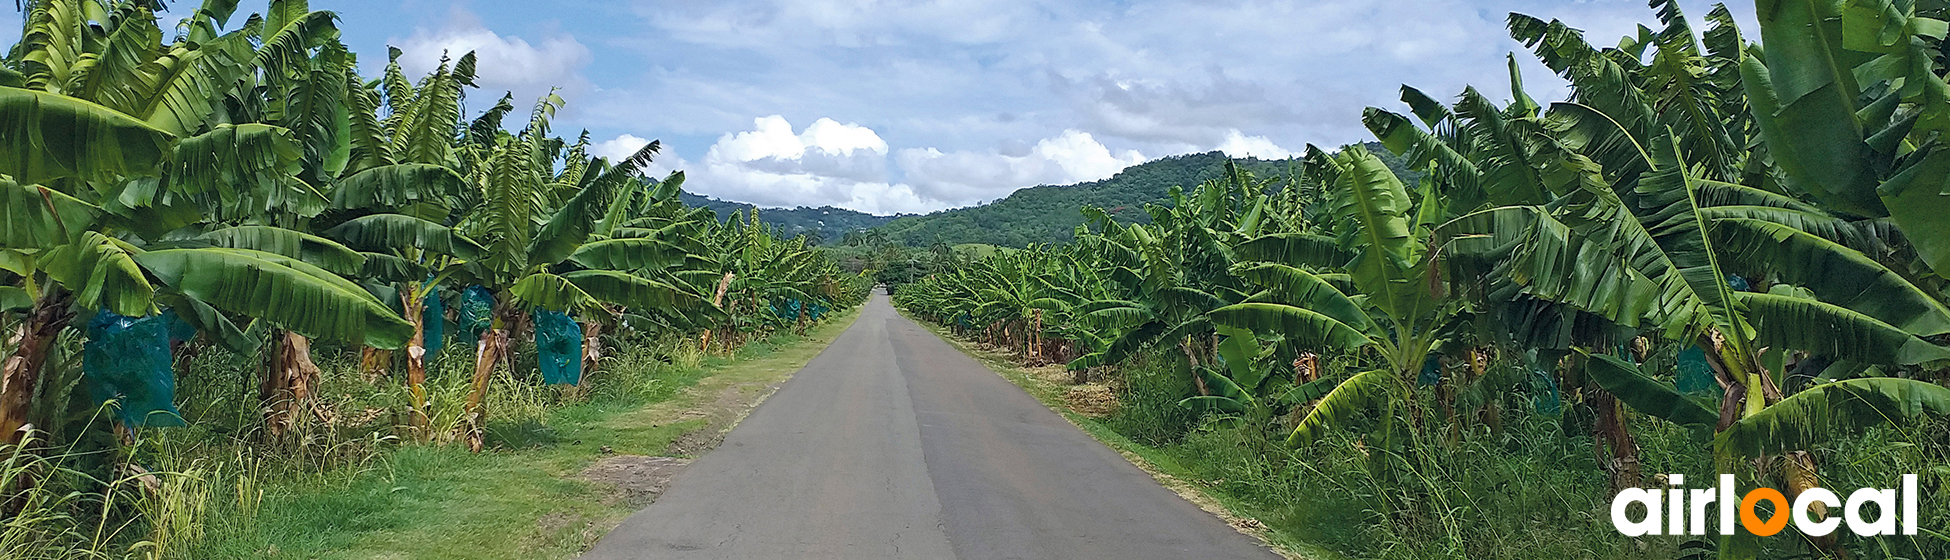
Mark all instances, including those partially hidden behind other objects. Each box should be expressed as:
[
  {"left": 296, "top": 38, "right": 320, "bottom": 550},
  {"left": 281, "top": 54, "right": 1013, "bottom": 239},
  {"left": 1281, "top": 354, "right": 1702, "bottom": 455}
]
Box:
[
  {"left": 1215, "top": 130, "right": 1295, "bottom": 160},
  {"left": 676, "top": 116, "right": 923, "bottom": 215},
  {"left": 591, "top": 134, "right": 654, "bottom": 162},
  {"left": 393, "top": 8, "right": 591, "bottom": 106},
  {"left": 666, "top": 118, "right": 1148, "bottom": 214},
  {"left": 898, "top": 130, "right": 1145, "bottom": 206}
]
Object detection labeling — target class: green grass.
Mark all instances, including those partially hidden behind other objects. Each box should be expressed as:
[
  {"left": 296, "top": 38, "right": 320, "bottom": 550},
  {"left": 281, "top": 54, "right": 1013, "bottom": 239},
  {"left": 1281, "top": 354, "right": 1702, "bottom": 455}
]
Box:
[{"left": 174, "top": 310, "right": 861, "bottom": 559}]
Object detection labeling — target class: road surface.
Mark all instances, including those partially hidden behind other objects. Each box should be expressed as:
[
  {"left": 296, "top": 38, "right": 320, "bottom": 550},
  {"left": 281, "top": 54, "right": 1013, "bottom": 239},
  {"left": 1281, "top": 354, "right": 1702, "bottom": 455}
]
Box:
[{"left": 581, "top": 294, "right": 1281, "bottom": 560}]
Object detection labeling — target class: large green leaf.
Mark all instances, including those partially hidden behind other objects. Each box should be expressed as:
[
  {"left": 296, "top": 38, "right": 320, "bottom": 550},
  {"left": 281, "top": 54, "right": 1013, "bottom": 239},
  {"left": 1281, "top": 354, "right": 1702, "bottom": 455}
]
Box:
[
  {"left": 1214, "top": 326, "right": 1264, "bottom": 393},
  {"left": 1233, "top": 262, "right": 1376, "bottom": 334},
  {"left": 1288, "top": 369, "right": 1400, "bottom": 447},
  {"left": 329, "top": 163, "right": 464, "bottom": 210},
  {"left": 564, "top": 269, "right": 706, "bottom": 313},
  {"left": 1208, "top": 303, "right": 1373, "bottom": 353},
  {"left": 194, "top": 226, "right": 365, "bottom": 277},
  {"left": 0, "top": 176, "right": 103, "bottom": 249},
  {"left": 1739, "top": 292, "right": 1950, "bottom": 365},
  {"left": 1716, "top": 378, "right": 1950, "bottom": 459},
  {"left": 529, "top": 140, "right": 663, "bottom": 266},
  {"left": 135, "top": 248, "right": 411, "bottom": 348},
  {"left": 1582, "top": 351, "right": 1719, "bottom": 426},
  {"left": 42, "top": 231, "right": 153, "bottom": 317},
  {"left": 568, "top": 237, "right": 689, "bottom": 271},
  {"left": 1712, "top": 217, "right": 1950, "bottom": 335},
  {"left": 154, "top": 289, "right": 262, "bottom": 355},
  {"left": 0, "top": 86, "right": 174, "bottom": 184},
  {"left": 0, "top": 286, "right": 30, "bottom": 312},
  {"left": 1739, "top": 19, "right": 1882, "bottom": 216},
  {"left": 160, "top": 123, "right": 322, "bottom": 220},
  {"left": 1331, "top": 146, "right": 1420, "bottom": 320},
  {"left": 1880, "top": 168, "right": 1950, "bottom": 277},
  {"left": 1232, "top": 233, "right": 1356, "bottom": 270},
  {"left": 323, "top": 213, "right": 483, "bottom": 260}
]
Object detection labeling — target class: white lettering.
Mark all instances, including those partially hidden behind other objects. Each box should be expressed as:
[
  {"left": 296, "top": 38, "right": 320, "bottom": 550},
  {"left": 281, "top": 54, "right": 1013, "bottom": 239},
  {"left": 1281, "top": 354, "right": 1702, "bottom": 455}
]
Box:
[
  {"left": 1845, "top": 487, "right": 1897, "bottom": 537},
  {"left": 1612, "top": 488, "right": 1663, "bottom": 537},
  {"left": 1690, "top": 487, "right": 1717, "bottom": 535},
  {"left": 1720, "top": 474, "right": 1736, "bottom": 535},
  {"left": 1904, "top": 473, "right": 1918, "bottom": 536},
  {"left": 1669, "top": 474, "right": 1686, "bottom": 535},
  {"left": 1793, "top": 488, "right": 1840, "bottom": 536}
]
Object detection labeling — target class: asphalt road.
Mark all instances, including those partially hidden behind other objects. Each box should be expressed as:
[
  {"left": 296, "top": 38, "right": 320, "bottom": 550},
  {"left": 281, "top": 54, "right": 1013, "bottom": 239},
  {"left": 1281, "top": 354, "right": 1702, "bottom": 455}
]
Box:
[{"left": 581, "top": 294, "right": 1281, "bottom": 560}]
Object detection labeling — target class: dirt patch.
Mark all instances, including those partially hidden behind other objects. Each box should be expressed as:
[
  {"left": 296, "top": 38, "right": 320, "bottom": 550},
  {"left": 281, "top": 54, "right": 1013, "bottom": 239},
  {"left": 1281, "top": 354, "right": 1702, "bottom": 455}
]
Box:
[
  {"left": 1064, "top": 384, "right": 1119, "bottom": 416},
  {"left": 580, "top": 455, "right": 694, "bottom": 508},
  {"left": 664, "top": 383, "right": 776, "bottom": 456}
]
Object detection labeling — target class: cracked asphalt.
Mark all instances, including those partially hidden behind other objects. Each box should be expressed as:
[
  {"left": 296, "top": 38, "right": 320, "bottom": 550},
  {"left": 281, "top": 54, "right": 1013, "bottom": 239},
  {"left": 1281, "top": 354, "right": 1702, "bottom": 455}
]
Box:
[{"left": 579, "top": 294, "right": 1281, "bottom": 560}]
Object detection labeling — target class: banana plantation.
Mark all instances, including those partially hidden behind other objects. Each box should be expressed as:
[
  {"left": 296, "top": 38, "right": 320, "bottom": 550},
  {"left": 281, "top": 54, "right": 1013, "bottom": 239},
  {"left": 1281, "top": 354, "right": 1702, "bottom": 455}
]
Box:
[
  {"left": 0, "top": 0, "right": 870, "bottom": 555},
  {"left": 897, "top": 1, "right": 1950, "bottom": 558}
]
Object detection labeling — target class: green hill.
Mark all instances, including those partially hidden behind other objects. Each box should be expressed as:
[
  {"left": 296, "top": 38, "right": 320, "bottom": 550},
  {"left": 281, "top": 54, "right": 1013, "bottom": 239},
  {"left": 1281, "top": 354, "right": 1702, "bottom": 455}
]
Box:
[
  {"left": 871, "top": 151, "right": 1295, "bottom": 247},
  {"left": 684, "top": 144, "right": 1414, "bottom": 248}
]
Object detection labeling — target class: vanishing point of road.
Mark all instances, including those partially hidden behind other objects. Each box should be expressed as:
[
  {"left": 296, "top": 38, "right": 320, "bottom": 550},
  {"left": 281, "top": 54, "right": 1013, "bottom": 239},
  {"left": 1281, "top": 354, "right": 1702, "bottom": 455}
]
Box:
[{"left": 581, "top": 294, "right": 1282, "bottom": 560}]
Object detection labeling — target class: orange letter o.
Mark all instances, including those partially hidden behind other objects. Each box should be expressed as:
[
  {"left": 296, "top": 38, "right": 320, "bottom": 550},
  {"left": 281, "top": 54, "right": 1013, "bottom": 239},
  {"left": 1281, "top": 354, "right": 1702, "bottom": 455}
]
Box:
[{"left": 1740, "top": 488, "right": 1790, "bottom": 537}]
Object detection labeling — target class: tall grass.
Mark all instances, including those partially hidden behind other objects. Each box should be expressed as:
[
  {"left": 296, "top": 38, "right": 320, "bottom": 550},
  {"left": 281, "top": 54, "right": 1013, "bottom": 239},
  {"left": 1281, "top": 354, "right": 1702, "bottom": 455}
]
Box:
[
  {"left": 2, "top": 325, "right": 743, "bottom": 559},
  {"left": 1098, "top": 350, "right": 1950, "bottom": 560}
]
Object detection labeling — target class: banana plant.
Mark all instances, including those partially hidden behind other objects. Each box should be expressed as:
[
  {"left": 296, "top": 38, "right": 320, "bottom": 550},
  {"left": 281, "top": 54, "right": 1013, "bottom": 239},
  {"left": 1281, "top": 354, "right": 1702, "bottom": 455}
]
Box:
[
  {"left": 1209, "top": 145, "right": 1457, "bottom": 458},
  {"left": 447, "top": 96, "right": 710, "bottom": 451},
  {"left": 0, "top": 88, "right": 409, "bottom": 443}
]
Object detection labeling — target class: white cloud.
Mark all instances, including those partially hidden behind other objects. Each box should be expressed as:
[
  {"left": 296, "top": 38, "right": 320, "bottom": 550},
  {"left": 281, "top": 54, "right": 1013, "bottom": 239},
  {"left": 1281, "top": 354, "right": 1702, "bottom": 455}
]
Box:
[
  {"left": 679, "top": 116, "right": 924, "bottom": 215},
  {"left": 1215, "top": 130, "right": 1294, "bottom": 160},
  {"left": 393, "top": 8, "right": 591, "bottom": 106},
  {"left": 592, "top": 134, "right": 655, "bottom": 162},
  {"left": 898, "top": 130, "right": 1145, "bottom": 206},
  {"left": 670, "top": 118, "right": 1148, "bottom": 214}
]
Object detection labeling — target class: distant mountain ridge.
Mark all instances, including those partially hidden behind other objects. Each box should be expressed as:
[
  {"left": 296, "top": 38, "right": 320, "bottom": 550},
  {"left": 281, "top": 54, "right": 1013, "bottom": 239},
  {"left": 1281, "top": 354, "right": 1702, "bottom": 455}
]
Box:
[
  {"left": 677, "top": 192, "right": 907, "bottom": 245},
  {"left": 871, "top": 151, "right": 1298, "bottom": 247},
  {"left": 684, "top": 145, "right": 1410, "bottom": 247}
]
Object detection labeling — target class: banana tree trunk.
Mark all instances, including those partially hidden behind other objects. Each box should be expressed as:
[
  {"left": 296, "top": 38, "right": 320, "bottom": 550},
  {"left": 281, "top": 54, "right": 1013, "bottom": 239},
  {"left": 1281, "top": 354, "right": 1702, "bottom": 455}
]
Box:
[
  {"left": 699, "top": 272, "right": 734, "bottom": 352},
  {"left": 1592, "top": 390, "right": 1641, "bottom": 492},
  {"left": 462, "top": 320, "right": 510, "bottom": 453},
  {"left": 263, "top": 331, "right": 321, "bottom": 437},
  {"left": 581, "top": 318, "right": 605, "bottom": 381},
  {"left": 401, "top": 289, "right": 429, "bottom": 437},
  {"left": 1, "top": 290, "right": 74, "bottom": 445}
]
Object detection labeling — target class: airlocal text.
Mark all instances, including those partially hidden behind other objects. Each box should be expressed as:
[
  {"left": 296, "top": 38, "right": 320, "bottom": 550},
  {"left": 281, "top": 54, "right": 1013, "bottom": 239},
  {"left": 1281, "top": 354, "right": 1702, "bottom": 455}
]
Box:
[{"left": 1611, "top": 474, "right": 1919, "bottom": 537}]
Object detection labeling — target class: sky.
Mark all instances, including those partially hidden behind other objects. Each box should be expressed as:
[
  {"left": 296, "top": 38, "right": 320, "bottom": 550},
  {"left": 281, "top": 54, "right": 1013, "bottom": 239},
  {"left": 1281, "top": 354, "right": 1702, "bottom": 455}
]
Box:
[{"left": 1, "top": 0, "right": 1759, "bottom": 215}]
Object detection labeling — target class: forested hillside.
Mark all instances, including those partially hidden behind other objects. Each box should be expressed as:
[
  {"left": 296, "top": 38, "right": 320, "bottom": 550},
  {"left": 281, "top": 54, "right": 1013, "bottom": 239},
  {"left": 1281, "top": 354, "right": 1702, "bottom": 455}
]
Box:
[
  {"left": 871, "top": 146, "right": 1418, "bottom": 247},
  {"left": 678, "top": 192, "right": 904, "bottom": 244}
]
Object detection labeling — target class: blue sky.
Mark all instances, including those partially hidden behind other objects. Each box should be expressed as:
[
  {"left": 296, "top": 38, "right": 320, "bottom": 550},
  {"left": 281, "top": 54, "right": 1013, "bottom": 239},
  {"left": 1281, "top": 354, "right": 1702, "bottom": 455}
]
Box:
[{"left": 3, "top": 0, "right": 1758, "bottom": 215}]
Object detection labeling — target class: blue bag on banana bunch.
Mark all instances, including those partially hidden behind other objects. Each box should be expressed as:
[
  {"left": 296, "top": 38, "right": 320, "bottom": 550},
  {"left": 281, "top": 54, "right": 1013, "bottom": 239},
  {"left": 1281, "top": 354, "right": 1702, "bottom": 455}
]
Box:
[
  {"left": 83, "top": 310, "right": 187, "bottom": 427},
  {"left": 533, "top": 309, "right": 583, "bottom": 385},
  {"left": 421, "top": 289, "right": 447, "bottom": 358},
  {"left": 457, "top": 286, "right": 495, "bottom": 341}
]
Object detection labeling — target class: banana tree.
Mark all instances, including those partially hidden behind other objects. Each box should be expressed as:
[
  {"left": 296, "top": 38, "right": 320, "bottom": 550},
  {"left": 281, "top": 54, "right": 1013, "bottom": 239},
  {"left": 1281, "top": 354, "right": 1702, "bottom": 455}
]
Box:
[
  {"left": 1208, "top": 145, "right": 1457, "bottom": 463},
  {"left": 449, "top": 97, "right": 709, "bottom": 451},
  {"left": 0, "top": 89, "right": 410, "bottom": 443}
]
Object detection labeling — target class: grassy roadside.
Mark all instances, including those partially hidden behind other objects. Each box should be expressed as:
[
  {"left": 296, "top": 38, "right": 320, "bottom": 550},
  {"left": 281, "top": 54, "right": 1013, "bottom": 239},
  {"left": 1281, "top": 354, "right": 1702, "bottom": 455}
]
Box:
[
  {"left": 900, "top": 314, "right": 1338, "bottom": 560},
  {"left": 183, "top": 309, "right": 861, "bottom": 559}
]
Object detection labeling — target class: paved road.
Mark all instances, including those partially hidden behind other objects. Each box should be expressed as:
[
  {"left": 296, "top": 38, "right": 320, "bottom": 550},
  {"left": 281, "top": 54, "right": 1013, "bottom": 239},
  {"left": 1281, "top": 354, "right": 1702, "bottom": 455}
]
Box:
[{"left": 581, "top": 294, "right": 1280, "bottom": 560}]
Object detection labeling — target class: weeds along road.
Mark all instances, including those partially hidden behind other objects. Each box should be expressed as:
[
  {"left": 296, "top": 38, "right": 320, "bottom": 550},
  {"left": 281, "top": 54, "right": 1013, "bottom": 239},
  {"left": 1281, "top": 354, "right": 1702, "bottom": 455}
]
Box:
[{"left": 581, "top": 293, "right": 1280, "bottom": 560}]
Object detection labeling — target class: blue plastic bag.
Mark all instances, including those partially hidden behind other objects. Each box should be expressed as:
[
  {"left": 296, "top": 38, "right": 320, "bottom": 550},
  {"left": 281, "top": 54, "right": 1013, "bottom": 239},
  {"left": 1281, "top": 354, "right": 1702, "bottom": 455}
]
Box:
[
  {"left": 1418, "top": 354, "right": 1442, "bottom": 387},
  {"left": 457, "top": 286, "right": 495, "bottom": 340},
  {"left": 421, "top": 289, "right": 446, "bottom": 358},
  {"left": 1676, "top": 345, "right": 1719, "bottom": 397},
  {"left": 83, "top": 310, "right": 186, "bottom": 427},
  {"left": 533, "top": 309, "right": 583, "bottom": 385}
]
